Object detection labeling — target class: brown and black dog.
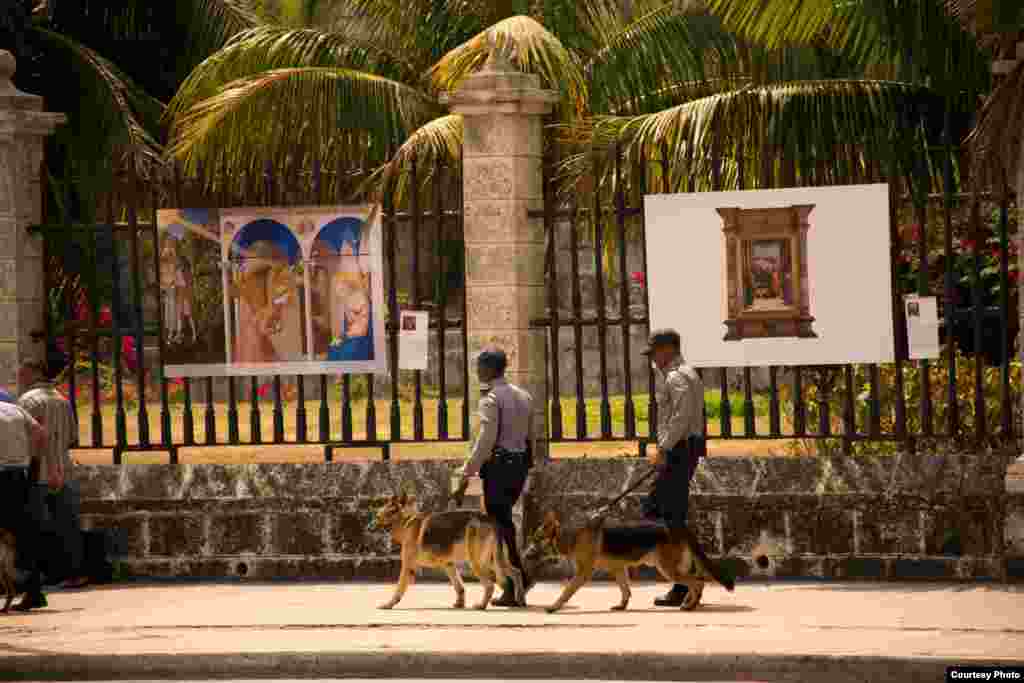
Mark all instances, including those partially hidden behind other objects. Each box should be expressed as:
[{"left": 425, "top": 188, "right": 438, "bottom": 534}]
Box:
[
  {"left": 0, "top": 529, "right": 19, "bottom": 613},
  {"left": 371, "top": 492, "right": 525, "bottom": 610},
  {"left": 532, "top": 510, "right": 735, "bottom": 613}
]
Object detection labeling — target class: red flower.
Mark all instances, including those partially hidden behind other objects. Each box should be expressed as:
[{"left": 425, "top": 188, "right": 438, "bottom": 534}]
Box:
[
  {"left": 55, "top": 336, "right": 67, "bottom": 354},
  {"left": 959, "top": 238, "right": 976, "bottom": 252},
  {"left": 121, "top": 336, "right": 138, "bottom": 371},
  {"left": 630, "top": 271, "right": 646, "bottom": 287},
  {"left": 904, "top": 224, "right": 921, "bottom": 241},
  {"left": 98, "top": 305, "right": 113, "bottom": 327},
  {"left": 258, "top": 382, "right": 272, "bottom": 399}
]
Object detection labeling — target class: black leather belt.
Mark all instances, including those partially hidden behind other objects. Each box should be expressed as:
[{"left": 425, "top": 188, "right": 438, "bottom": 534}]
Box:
[{"left": 492, "top": 449, "right": 527, "bottom": 462}]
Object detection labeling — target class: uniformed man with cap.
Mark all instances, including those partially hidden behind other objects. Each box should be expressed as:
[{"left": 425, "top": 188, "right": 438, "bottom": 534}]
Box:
[
  {"left": 641, "top": 328, "right": 706, "bottom": 607},
  {"left": 453, "top": 347, "right": 535, "bottom": 607}
]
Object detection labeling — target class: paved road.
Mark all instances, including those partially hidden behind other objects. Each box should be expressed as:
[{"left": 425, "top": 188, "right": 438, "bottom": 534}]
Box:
[{"left": 1, "top": 581, "right": 1022, "bottom": 682}]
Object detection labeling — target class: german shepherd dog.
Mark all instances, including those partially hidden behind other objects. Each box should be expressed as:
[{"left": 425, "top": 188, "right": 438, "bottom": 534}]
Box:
[
  {"left": 371, "top": 492, "right": 525, "bottom": 610},
  {"left": 532, "top": 510, "right": 735, "bottom": 613},
  {"left": 0, "top": 529, "right": 19, "bottom": 613}
]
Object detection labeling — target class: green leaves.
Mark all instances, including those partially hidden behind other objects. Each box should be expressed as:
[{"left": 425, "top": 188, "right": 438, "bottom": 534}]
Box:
[
  {"left": 567, "top": 79, "right": 937, "bottom": 195},
  {"left": 430, "top": 16, "right": 587, "bottom": 115},
  {"left": 360, "top": 115, "right": 463, "bottom": 204},
  {"left": 32, "top": 27, "right": 165, "bottom": 180},
  {"left": 168, "top": 66, "right": 442, "bottom": 178}
]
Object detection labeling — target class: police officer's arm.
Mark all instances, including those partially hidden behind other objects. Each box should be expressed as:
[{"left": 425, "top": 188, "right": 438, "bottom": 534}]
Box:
[
  {"left": 656, "top": 372, "right": 693, "bottom": 454},
  {"left": 462, "top": 393, "right": 499, "bottom": 479}
]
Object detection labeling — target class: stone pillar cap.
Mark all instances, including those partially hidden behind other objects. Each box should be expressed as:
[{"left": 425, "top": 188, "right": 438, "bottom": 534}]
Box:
[
  {"left": 0, "top": 50, "right": 43, "bottom": 111},
  {"left": 441, "top": 32, "right": 559, "bottom": 115}
]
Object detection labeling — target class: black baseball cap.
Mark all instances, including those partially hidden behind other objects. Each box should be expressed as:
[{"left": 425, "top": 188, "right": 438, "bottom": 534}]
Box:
[
  {"left": 641, "top": 329, "right": 681, "bottom": 355},
  {"left": 476, "top": 348, "right": 508, "bottom": 374}
]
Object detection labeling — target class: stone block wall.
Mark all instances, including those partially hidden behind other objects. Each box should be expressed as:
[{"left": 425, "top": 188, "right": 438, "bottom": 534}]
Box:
[{"left": 77, "top": 451, "right": 1023, "bottom": 583}]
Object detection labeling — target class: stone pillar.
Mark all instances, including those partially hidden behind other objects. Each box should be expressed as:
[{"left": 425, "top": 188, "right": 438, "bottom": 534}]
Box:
[
  {"left": 444, "top": 41, "right": 558, "bottom": 547},
  {"left": 0, "top": 51, "right": 66, "bottom": 392}
]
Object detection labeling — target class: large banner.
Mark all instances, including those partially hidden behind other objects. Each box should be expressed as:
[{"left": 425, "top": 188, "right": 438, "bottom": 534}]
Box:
[
  {"left": 645, "top": 184, "right": 894, "bottom": 367},
  {"left": 156, "top": 205, "right": 386, "bottom": 376}
]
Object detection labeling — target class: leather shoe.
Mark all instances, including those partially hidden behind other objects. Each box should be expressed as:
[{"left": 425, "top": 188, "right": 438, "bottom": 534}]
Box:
[
  {"left": 491, "top": 577, "right": 531, "bottom": 607},
  {"left": 653, "top": 586, "right": 688, "bottom": 607}
]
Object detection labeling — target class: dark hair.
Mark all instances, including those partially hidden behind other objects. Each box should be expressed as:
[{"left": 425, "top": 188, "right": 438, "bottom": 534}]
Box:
[
  {"left": 477, "top": 348, "right": 507, "bottom": 376},
  {"left": 45, "top": 347, "right": 69, "bottom": 381}
]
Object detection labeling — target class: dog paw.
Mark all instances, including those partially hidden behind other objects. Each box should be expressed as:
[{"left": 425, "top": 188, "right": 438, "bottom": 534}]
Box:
[
  {"left": 453, "top": 601, "right": 465, "bottom": 609},
  {"left": 472, "top": 602, "right": 487, "bottom": 611},
  {"left": 611, "top": 604, "right": 627, "bottom": 611}
]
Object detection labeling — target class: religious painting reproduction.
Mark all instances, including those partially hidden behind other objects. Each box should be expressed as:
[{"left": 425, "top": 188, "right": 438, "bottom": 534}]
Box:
[
  {"left": 717, "top": 205, "right": 817, "bottom": 341},
  {"left": 156, "top": 208, "right": 223, "bottom": 364},
  {"left": 644, "top": 184, "right": 894, "bottom": 367},
  {"left": 162, "top": 205, "right": 385, "bottom": 377}
]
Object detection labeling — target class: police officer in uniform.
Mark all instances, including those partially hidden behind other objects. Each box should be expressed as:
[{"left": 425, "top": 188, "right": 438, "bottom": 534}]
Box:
[
  {"left": 641, "top": 329, "right": 706, "bottom": 607},
  {"left": 454, "top": 348, "right": 535, "bottom": 607}
]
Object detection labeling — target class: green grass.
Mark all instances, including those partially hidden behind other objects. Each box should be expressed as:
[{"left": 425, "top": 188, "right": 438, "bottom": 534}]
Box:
[{"left": 71, "top": 390, "right": 787, "bottom": 465}]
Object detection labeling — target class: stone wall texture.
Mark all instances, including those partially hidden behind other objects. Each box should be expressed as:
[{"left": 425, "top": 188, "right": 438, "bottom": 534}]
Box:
[{"left": 77, "top": 451, "right": 1023, "bottom": 583}]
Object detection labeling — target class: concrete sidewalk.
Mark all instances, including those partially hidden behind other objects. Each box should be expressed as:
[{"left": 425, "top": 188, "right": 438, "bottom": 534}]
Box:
[{"left": 1, "top": 580, "right": 1023, "bottom": 681}]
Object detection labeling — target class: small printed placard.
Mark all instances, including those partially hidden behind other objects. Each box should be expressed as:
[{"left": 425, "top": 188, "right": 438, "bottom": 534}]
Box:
[
  {"left": 905, "top": 294, "right": 940, "bottom": 359},
  {"left": 398, "top": 310, "right": 429, "bottom": 370}
]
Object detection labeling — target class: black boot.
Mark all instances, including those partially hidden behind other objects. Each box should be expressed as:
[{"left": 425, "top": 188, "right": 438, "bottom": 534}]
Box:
[
  {"left": 491, "top": 578, "right": 520, "bottom": 607},
  {"left": 653, "top": 584, "right": 688, "bottom": 607}
]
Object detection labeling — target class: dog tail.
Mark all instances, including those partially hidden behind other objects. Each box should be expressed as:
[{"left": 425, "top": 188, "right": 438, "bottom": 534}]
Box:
[{"left": 681, "top": 526, "right": 735, "bottom": 592}]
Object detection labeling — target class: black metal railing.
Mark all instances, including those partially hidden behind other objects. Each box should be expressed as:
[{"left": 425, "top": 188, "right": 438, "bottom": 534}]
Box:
[
  {"left": 531, "top": 138, "right": 1019, "bottom": 454},
  {"left": 33, "top": 156, "right": 472, "bottom": 463}
]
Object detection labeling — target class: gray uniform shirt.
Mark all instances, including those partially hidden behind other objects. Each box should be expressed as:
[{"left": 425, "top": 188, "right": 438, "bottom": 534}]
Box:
[
  {"left": 0, "top": 402, "right": 42, "bottom": 468},
  {"left": 464, "top": 378, "right": 533, "bottom": 478},
  {"left": 19, "top": 383, "right": 78, "bottom": 484},
  {"left": 654, "top": 356, "right": 705, "bottom": 453}
]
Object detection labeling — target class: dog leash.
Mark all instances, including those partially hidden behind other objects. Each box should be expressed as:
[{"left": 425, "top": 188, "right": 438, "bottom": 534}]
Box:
[{"left": 583, "top": 465, "right": 659, "bottom": 521}]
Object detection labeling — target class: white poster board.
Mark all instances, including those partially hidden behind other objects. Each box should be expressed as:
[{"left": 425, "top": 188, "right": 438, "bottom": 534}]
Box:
[
  {"left": 399, "top": 311, "right": 430, "bottom": 370},
  {"left": 905, "top": 295, "right": 940, "bottom": 359},
  {"left": 644, "top": 184, "right": 895, "bottom": 367}
]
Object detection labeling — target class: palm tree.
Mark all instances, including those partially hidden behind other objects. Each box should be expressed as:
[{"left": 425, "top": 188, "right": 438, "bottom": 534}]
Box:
[
  {"left": 699, "top": 0, "right": 1020, "bottom": 187},
  {"left": 3, "top": 0, "right": 354, "bottom": 210},
  {"left": 165, "top": 0, "right": 992, "bottom": 204}
]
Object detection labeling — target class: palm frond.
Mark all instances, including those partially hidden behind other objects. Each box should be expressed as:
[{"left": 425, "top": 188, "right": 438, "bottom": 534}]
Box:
[
  {"left": 704, "top": 0, "right": 992, "bottom": 95},
  {"left": 561, "top": 79, "right": 943, "bottom": 194},
  {"left": 167, "top": 66, "right": 442, "bottom": 178},
  {"left": 430, "top": 15, "right": 588, "bottom": 116},
  {"left": 586, "top": 6, "right": 741, "bottom": 113},
  {"left": 31, "top": 27, "right": 165, "bottom": 177},
  {"left": 343, "top": 0, "right": 491, "bottom": 67},
  {"left": 166, "top": 25, "right": 421, "bottom": 124},
  {"left": 359, "top": 114, "right": 464, "bottom": 204},
  {"left": 966, "top": 59, "right": 1024, "bottom": 188},
  {"left": 176, "top": 0, "right": 265, "bottom": 69}
]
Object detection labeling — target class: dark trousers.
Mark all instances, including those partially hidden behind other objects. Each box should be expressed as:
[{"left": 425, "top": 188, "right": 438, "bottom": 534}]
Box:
[
  {"left": 643, "top": 440, "right": 701, "bottom": 594},
  {"left": 23, "top": 484, "right": 54, "bottom": 595},
  {"left": 47, "top": 481, "right": 83, "bottom": 580},
  {"left": 482, "top": 456, "right": 529, "bottom": 582}
]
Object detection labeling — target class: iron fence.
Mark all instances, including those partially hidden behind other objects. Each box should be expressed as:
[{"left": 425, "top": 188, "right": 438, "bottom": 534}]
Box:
[
  {"left": 534, "top": 138, "right": 1020, "bottom": 455},
  {"left": 32, "top": 156, "right": 471, "bottom": 463},
  {"left": 30, "top": 132, "right": 1022, "bottom": 463}
]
